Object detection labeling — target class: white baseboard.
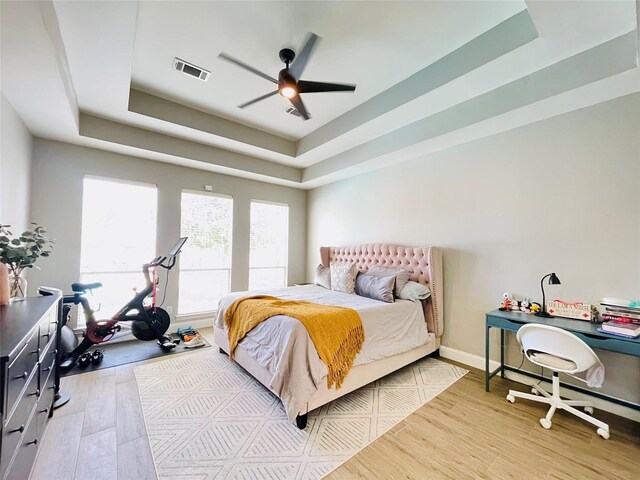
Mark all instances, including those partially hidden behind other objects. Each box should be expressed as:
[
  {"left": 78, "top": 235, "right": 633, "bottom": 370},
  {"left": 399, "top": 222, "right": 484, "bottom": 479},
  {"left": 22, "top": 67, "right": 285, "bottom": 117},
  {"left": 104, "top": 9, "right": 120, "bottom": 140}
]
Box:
[
  {"left": 439, "top": 345, "right": 640, "bottom": 422},
  {"left": 439, "top": 345, "right": 501, "bottom": 371},
  {"left": 172, "top": 317, "right": 214, "bottom": 330}
]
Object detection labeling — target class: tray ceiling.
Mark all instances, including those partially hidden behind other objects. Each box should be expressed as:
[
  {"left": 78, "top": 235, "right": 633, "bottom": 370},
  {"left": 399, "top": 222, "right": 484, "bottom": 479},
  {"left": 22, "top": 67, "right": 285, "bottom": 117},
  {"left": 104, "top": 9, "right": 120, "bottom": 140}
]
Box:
[{"left": 1, "top": 0, "right": 638, "bottom": 188}]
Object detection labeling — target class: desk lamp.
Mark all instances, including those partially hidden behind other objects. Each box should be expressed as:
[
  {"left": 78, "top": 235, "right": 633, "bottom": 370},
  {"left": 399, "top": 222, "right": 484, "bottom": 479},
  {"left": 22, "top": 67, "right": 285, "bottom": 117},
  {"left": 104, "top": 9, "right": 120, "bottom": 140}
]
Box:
[{"left": 534, "top": 272, "right": 561, "bottom": 317}]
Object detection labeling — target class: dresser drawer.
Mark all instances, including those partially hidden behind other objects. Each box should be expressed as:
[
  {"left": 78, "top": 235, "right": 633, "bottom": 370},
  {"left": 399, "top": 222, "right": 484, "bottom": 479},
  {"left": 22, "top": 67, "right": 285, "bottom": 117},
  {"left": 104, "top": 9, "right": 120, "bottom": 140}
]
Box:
[
  {"left": 39, "top": 309, "right": 57, "bottom": 349},
  {"left": 3, "top": 407, "right": 39, "bottom": 480},
  {"left": 39, "top": 339, "right": 57, "bottom": 383},
  {"left": 0, "top": 371, "right": 38, "bottom": 477},
  {"left": 37, "top": 367, "right": 55, "bottom": 437},
  {"left": 5, "top": 330, "right": 40, "bottom": 418}
]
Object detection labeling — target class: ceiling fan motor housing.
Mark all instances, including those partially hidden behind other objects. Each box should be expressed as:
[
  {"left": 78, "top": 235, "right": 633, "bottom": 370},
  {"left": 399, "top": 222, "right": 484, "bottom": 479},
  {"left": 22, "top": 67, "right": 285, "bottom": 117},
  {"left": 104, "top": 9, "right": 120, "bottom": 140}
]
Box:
[
  {"left": 278, "top": 69, "right": 296, "bottom": 87},
  {"left": 279, "top": 48, "right": 296, "bottom": 66}
]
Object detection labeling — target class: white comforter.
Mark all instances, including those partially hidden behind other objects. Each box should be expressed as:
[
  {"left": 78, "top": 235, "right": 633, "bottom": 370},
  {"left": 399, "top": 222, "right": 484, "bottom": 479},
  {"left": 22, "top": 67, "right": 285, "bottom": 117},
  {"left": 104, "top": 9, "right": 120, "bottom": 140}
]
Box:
[{"left": 214, "top": 285, "right": 428, "bottom": 420}]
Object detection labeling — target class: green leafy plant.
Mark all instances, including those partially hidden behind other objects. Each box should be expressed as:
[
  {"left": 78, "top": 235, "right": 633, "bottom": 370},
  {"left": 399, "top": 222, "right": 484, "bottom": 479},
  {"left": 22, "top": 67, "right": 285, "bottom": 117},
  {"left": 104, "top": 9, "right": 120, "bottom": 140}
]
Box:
[{"left": 0, "top": 223, "right": 54, "bottom": 296}]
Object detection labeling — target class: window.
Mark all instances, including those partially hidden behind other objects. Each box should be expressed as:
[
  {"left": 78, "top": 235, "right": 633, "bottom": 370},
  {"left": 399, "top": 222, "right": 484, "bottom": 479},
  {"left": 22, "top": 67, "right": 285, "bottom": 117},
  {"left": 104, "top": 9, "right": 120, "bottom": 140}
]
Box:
[
  {"left": 179, "top": 191, "right": 233, "bottom": 314},
  {"left": 79, "top": 177, "right": 157, "bottom": 324},
  {"left": 249, "top": 200, "right": 289, "bottom": 290}
]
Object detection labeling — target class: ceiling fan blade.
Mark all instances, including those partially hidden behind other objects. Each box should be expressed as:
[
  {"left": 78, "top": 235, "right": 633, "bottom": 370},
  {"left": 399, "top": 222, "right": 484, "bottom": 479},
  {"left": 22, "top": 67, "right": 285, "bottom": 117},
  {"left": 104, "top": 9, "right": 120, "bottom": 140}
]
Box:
[
  {"left": 288, "top": 95, "right": 310, "bottom": 120},
  {"left": 297, "top": 80, "right": 356, "bottom": 93},
  {"left": 289, "top": 33, "right": 320, "bottom": 81},
  {"left": 218, "top": 53, "right": 278, "bottom": 84},
  {"left": 238, "top": 90, "right": 279, "bottom": 109}
]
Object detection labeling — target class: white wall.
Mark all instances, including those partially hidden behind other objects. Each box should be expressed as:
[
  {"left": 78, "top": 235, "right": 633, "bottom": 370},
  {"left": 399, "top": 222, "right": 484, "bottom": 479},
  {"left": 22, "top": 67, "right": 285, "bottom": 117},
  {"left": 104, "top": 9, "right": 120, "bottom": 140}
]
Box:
[
  {"left": 307, "top": 93, "right": 640, "bottom": 404},
  {"left": 1, "top": 93, "right": 33, "bottom": 232},
  {"left": 29, "top": 139, "right": 307, "bottom": 315}
]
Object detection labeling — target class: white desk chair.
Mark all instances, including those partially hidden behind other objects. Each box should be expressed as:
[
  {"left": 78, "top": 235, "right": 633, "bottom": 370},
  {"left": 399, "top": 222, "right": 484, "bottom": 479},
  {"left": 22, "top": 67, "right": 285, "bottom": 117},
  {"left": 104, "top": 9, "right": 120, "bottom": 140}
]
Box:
[{"left": 506, "top": 323, "right": 610, "bottom": 439}]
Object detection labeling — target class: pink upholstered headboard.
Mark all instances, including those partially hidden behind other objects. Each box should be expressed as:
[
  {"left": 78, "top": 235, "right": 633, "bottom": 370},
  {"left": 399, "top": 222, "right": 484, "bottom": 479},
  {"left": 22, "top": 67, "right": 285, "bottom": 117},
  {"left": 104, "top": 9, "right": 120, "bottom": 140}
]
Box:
[{"left": 320, "top": 244, "right": 444, "bottom": 337}]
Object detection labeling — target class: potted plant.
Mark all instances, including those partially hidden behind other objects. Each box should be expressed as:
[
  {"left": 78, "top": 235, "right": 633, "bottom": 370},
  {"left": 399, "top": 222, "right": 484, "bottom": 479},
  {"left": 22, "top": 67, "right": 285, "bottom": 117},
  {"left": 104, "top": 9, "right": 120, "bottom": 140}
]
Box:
[{"left": 0, "top": 223, "right": 54, "bottom": 299}]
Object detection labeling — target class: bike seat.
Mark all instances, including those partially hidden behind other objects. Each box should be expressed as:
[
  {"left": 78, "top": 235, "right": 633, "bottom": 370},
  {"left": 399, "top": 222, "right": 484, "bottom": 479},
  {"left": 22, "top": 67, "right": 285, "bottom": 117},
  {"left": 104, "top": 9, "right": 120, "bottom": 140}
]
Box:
[{"left": 71, "top": 282, "right": 103, "bottom": 293}]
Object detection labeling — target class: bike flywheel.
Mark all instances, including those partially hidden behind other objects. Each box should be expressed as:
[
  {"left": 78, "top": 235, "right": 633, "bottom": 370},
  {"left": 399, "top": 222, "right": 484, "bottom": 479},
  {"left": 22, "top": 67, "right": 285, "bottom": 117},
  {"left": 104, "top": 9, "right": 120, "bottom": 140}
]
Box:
[{"left": 131, "top": 308, "right": 171, "bottom": 341}]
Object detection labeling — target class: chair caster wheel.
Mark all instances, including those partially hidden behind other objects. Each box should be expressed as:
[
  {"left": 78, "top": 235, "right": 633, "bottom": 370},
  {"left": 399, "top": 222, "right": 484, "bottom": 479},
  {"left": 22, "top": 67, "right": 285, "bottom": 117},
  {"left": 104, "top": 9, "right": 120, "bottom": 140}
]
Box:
[
  {"left": 506, "top": 394, "right": 515, "bottom": 404},
  {"left": 597, "top": 428, "right": 610, "bottom": 440},
  {"left": 584, "top": 406, "right": 594, "bottom": 415},
  {"left": 539, "top": 418, "right": 552, "bottom": 429},
  {"left": 531, "top": 388, "right": 539, "bottom": 395}
]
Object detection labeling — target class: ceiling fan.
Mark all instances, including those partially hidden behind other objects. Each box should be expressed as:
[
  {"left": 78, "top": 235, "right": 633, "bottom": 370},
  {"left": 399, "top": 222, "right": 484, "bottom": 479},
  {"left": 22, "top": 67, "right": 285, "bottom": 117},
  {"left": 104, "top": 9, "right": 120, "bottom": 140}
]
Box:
[{"left": 218, "top": 33, "right": 356, "bottom": 120}]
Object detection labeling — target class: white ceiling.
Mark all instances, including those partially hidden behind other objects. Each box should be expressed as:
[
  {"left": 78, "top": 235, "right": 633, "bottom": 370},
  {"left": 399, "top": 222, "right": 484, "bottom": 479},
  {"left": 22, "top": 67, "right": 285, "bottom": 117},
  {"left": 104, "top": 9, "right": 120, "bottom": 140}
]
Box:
[{"left": 1, "top": 1, "right": 638, "bottom": 189}]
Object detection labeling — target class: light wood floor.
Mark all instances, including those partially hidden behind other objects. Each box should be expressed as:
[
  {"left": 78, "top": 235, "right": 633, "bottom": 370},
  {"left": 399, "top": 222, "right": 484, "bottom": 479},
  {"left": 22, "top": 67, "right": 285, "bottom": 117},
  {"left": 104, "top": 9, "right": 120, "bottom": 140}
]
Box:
[
  {"left": 326, "top": 360, "right": 640, "bottom": 480},
  {"left": 31, "top": 329, "right": 639, "bottom": 480}
]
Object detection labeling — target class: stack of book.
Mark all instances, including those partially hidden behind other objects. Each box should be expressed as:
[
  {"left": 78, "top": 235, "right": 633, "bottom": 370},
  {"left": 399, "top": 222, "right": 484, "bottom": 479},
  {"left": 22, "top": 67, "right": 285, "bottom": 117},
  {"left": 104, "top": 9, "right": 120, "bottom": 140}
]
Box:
[{"left": 599, "top": 297, "right": 640, "bottom": 338}]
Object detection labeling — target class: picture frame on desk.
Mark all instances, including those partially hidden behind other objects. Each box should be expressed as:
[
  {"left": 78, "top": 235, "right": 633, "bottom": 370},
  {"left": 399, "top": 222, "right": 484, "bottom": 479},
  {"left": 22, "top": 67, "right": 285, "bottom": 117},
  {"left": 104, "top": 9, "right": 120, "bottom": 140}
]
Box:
[{"left": 546, "top": 300, "right": 595, "bottom": 321}]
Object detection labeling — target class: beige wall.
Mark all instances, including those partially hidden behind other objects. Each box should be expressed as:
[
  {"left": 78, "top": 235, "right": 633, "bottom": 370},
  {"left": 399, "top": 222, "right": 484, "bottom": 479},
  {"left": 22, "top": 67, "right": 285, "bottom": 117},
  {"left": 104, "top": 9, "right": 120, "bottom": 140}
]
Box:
[
  {"left": 29, "top": 139, "right": 307, "bottom": 313},
  {"left": 306, "top": 93, "right": 640, "bottom": 404},
  {"left": 1, "top": 93, "right": 33, "bottom": 232}
]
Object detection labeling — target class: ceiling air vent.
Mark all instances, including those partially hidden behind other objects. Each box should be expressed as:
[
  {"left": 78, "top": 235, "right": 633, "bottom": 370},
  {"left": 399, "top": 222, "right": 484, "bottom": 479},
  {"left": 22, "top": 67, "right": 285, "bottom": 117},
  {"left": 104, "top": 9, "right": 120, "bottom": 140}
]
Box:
[
  {"left": 284, "top": 105, "right": 302, "bottom": 117},
  {"left": 173, "top": 58, "right": 210, "bottom": 82}
]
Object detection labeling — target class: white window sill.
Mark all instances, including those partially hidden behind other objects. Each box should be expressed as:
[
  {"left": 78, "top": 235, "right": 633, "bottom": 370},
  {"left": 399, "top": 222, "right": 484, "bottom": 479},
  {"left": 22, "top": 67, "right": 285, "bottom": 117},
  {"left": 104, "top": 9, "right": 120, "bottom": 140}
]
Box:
[
  {"left": 175, "top": 311, "right": 218, "bottom": 330},
  {"left": 177, "top": 310, "right": 216, "bottom": 320}
]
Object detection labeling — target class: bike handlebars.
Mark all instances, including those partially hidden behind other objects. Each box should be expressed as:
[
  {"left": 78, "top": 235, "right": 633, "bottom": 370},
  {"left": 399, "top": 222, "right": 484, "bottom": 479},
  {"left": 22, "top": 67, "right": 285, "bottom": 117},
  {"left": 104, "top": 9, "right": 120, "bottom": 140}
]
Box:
[
  {"left": 144, "top": 255, "right": 178, "bottom": 271},
  {"left": 145, "top": 238, "right": 186, "bottom": 270},
  {"left": 146, "top": 256, "right": 169, "bottom": 268}
]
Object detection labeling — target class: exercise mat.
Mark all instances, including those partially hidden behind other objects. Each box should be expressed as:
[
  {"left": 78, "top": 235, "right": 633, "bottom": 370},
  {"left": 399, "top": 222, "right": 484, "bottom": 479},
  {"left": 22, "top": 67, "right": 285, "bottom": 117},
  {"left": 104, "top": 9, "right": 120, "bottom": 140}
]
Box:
[{"left": 60, "top": 333, "right": 211, "bottom": 377}]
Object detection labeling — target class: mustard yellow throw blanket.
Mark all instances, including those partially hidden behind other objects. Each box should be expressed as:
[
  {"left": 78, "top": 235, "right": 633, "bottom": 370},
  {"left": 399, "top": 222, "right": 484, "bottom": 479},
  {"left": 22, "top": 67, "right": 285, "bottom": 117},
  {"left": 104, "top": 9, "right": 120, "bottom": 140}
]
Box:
[{"left": 224, "top": 295, "right": 364, "bottom": 389}]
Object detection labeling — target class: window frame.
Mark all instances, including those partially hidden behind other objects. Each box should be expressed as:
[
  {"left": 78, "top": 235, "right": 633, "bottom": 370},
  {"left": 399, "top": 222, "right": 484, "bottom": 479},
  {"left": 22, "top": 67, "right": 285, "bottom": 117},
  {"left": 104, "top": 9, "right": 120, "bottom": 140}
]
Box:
[
  {"left": 78, "top": 175, "right": 159, "bottom": 327},
  {"left": 248, "top": 198, "right": 290, "bottom": 290},
  {"left": 177, "top": 189, "right": 234, "bottom": 316}
]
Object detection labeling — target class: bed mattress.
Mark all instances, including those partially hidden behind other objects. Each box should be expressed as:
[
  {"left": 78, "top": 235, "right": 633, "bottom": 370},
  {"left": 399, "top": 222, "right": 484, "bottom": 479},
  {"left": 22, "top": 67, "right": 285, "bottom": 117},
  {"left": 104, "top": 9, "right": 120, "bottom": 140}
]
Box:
[{"left": 214, "top": 285, "right": 431, "bottom": 419}]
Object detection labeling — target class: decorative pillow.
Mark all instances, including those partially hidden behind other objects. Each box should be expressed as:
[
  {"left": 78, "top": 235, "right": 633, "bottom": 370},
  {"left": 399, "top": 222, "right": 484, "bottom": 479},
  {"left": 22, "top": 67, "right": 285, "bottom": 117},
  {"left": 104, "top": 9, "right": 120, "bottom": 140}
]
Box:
[
  {"left": 314, "top": 264, "right": 331, "bottom": 289},
  {"left": 355, "top": 273, "right": 395, "bottom": 303},
  {"left": 367, "top": 266, "right": 411, "bottom": 296},
  {"left": 398, "top": 281, "right": 431, "bottom": 301},
  {"left": 330, "top": 263, "right": 357, "bottom": 294}
]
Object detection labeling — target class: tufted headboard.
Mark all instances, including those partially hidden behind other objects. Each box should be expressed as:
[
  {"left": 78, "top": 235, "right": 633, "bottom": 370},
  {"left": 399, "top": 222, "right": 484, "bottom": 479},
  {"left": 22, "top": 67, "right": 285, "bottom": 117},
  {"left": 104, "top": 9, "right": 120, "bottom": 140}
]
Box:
[{"left": 320, "top": 244, "right": 444, "bottom": 337}]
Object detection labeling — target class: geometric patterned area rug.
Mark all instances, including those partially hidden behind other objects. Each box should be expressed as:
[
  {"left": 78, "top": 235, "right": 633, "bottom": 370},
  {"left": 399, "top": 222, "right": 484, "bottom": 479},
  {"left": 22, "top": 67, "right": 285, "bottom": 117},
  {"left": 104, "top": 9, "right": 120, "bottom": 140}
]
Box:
[{"left": 134, "top": 348, "right": 467, "bottom": 480}]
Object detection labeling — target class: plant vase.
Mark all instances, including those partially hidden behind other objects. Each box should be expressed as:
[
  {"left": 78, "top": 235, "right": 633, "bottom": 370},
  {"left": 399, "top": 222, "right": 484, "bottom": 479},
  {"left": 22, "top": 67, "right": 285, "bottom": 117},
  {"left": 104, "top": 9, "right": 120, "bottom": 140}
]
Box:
[
  {"left": 1, "top": 223, "right": 54, "bottom": 301},
  {"left": 8, "top": 272, "right": 27, "bottom": 300}
]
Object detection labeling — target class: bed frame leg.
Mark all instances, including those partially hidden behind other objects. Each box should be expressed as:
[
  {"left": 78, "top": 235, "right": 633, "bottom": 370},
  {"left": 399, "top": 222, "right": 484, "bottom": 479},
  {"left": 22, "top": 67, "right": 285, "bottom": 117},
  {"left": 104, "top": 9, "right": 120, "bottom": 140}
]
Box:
[
  {"left": 296, "top": 414, "right": 308, "bottom": 429},
  {"left": 219, "top": 348, "right": 227, "bottom": 355}
]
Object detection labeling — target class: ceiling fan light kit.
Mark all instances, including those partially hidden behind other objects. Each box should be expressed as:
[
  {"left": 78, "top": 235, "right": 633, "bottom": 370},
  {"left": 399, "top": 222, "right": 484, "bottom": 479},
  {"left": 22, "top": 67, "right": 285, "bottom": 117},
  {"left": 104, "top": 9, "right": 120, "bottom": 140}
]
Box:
[
  {"left": 218, "top": 33, "right": 356, "bottom": 120},
  {"left": 279, "top": 85, "right": 297, "bottom": 99}
]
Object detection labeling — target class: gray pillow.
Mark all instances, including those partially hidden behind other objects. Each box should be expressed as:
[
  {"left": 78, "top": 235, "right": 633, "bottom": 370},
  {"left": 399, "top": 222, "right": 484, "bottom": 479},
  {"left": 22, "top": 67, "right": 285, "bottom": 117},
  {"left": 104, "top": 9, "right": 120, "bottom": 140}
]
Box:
[
  {"left": 314, "top": 264, "right": 331, "bottom": 289},
  {"left": 355, "top": 273, "right": 395, "bottom": 303},
  {"left": 367, "top": 266, "right": 411, "bottom": 297}
]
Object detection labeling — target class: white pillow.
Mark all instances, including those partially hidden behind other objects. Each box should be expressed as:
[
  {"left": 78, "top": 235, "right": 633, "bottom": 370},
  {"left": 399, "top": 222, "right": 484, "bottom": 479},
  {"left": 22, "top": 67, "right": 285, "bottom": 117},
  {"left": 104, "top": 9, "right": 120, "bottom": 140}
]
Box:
[
  {"left": 330, "top": 263, "right": 357, "bottom": 294},
  {"left": 398, "top": 281, "right": 431, "bottom": 301},
  {"left": 314, "top": 264, "right": 331, "bottom": 289}
]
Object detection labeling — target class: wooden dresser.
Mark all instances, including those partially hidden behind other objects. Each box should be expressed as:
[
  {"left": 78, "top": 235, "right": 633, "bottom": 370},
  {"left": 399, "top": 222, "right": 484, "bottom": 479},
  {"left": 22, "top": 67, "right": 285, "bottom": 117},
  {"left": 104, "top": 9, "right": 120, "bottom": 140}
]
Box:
[{"left": 0, "top": 293, "right": 61, "bottom": 480}]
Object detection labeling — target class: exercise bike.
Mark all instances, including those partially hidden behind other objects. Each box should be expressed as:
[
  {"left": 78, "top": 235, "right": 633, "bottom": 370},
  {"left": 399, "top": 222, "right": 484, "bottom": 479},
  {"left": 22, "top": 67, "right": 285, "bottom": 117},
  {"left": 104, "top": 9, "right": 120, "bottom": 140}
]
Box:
[{"left": 59, "top": 237, "right": 188, "bottom": 369}]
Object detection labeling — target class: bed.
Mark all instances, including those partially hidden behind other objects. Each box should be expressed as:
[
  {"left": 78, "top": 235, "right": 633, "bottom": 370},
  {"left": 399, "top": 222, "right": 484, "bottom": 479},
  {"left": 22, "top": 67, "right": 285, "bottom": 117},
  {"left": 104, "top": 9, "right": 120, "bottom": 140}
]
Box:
[{"left": 213, "top": 244, "right": 444, "bottom": 428}]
